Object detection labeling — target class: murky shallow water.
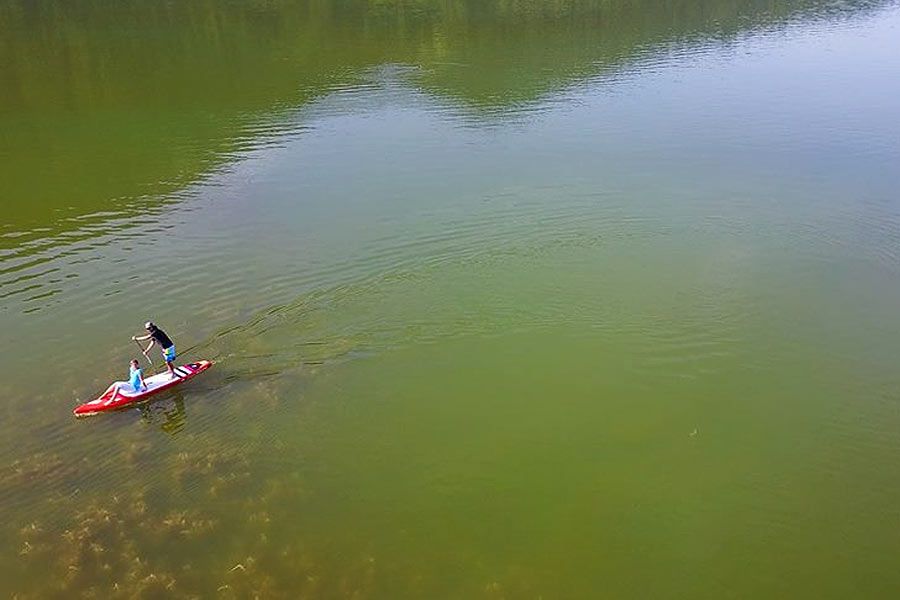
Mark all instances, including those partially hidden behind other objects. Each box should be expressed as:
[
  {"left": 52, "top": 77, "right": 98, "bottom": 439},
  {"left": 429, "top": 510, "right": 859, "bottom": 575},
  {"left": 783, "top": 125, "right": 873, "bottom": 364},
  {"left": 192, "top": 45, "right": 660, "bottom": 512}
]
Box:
[{"left": 3, "top": 0, "right": 900, "bottom": 597}]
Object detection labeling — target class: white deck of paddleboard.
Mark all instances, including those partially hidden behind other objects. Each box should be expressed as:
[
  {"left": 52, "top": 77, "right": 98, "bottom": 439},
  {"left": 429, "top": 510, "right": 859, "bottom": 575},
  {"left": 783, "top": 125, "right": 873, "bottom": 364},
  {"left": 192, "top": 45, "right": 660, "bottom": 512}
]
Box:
[{"left": 115, "top": 367, "right": 190, "bottom": 398}]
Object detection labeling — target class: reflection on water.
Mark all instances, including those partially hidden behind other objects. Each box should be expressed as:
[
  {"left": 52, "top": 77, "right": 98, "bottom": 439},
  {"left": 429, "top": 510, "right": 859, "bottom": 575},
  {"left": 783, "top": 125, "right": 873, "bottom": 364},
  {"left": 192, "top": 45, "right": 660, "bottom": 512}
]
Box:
[
  {"left": 0, "top": 0, "right": 886, "bottom": 240},
  {"left": 3, "top": 0, "right": 893, "bottom": 323},
  {"left": 140, "top": 395, "right": 188, "bottom": 436},
  {"left": 7, "top": 0, "right": 886, "bottom": 321},
  {"left": 3, "top": 0, "right": 900, "bottom": 597}
]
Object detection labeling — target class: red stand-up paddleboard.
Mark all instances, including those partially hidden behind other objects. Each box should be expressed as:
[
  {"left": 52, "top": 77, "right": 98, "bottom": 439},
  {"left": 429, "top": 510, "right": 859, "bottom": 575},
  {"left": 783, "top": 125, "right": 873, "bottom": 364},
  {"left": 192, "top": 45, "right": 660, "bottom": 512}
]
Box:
[{"left": 74, "top": 360, "right": 213, "bottom": 417}]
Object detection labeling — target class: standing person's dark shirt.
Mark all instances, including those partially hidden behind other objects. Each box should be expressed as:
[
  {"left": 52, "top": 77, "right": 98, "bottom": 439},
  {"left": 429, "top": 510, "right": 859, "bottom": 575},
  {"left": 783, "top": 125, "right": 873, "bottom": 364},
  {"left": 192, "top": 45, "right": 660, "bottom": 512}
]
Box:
[{"left": 149, "top": 327, "right": 173, "bottom": 349}]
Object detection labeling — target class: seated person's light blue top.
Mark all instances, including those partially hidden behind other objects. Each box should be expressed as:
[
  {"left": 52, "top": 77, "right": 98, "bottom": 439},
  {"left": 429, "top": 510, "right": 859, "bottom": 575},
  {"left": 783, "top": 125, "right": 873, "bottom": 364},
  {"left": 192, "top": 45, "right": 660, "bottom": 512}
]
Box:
[{"left": 130, "top": 366, "right": 144, "bottom": 392}]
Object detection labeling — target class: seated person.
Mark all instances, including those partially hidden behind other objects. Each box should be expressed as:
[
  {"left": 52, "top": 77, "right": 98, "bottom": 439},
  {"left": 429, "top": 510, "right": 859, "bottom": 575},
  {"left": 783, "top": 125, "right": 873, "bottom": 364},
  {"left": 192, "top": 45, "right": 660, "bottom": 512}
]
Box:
[{"left": 129, "top": 359, "right": 147, "bottom": 393}]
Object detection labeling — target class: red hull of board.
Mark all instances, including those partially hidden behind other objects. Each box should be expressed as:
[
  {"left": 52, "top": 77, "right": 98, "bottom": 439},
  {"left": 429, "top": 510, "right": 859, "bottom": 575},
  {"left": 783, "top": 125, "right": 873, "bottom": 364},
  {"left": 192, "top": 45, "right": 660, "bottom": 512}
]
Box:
[{"left": 73, "top": 360, "right": 213, "bottom": 417}]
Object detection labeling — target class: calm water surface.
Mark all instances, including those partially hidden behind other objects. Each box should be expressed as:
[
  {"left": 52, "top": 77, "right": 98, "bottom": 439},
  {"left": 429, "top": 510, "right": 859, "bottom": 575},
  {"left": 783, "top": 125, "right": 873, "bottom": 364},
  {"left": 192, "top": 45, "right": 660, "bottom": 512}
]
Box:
[{"left": 2, "top": 0, "right": 900, "bottom": 597}]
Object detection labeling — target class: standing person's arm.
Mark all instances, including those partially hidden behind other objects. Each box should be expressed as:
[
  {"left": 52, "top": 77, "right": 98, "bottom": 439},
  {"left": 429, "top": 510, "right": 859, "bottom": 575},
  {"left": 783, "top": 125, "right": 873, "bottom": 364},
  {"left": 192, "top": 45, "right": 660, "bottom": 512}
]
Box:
[{"left": 132, "top": 334, "right": 157, "bottom": 355}]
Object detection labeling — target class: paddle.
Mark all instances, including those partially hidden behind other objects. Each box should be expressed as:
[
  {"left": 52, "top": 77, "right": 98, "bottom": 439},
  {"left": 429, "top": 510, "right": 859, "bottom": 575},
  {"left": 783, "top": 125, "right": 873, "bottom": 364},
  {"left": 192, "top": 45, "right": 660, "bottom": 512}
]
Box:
[{"left": 134, "top": 339, "right": 152, "bottom": 367}]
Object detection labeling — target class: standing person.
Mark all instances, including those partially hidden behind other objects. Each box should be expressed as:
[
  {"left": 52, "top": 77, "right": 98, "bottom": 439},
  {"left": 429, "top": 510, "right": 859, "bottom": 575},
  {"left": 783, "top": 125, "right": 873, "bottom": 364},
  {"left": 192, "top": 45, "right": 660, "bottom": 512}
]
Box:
[{"left": 133, "top": 321, "right": 177, "bottom": 378}]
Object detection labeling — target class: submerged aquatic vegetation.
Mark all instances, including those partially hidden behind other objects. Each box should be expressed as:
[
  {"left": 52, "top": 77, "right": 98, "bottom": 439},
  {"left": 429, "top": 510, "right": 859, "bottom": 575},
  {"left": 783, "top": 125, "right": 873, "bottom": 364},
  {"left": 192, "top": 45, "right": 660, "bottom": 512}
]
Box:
[
  {"left": 11, "top": 492, "right": 211, "bottom": 598},
  {"left": 171, "top": 446, "right": 251, "bottom": 488},
  {"left": 159, "top": 509, "right": 218, "bottom": 540},
  {"left": 7, "top": 432, "right": 352, "bottom": 597},
  {"left": 1, "top": 452, "right": 89, "bottom": 495},
  {"left": 169, "top": 444, "right": 254, "bottom": 500},
  {"left": 4, "top": 432, "right": 513, "bottom": 597}
]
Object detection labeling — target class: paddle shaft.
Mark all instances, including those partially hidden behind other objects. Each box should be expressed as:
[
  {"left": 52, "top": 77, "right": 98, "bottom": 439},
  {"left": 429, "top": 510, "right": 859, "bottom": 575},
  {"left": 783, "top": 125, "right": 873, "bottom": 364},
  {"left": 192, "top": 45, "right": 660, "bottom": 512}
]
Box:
[{"left": 134, "top": 339, "right": 152, "bottom": 366}]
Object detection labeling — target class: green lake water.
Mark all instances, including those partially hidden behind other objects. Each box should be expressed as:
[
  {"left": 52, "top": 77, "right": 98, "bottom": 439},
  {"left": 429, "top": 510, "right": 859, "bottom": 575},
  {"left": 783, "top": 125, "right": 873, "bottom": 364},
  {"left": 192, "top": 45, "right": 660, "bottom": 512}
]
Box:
[{"left": 3, "top": 0, "right": 900, "bottom": 597}]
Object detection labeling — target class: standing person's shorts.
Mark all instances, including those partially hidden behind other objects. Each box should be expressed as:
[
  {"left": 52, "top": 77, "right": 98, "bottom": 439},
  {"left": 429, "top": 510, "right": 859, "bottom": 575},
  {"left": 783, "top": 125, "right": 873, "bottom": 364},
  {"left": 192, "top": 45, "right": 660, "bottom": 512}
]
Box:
[{"left": 163, "top": 346, "right": 176, "bottom": 363}]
